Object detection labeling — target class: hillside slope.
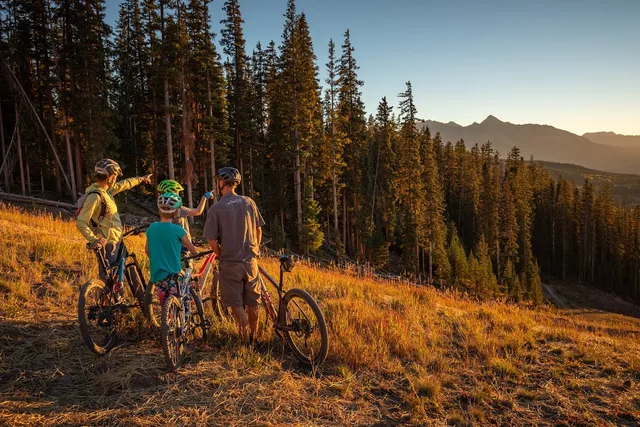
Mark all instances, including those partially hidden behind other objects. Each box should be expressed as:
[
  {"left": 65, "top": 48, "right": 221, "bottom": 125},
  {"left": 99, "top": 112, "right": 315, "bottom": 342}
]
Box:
[
  {"left": 1, "top": 204, "right": 639, "bottom": 426},
  {"left": 534, "top": 161, "right": 640, "bottom": 205},
  {"left": 421, "top": 116, "right": 640, "bottom": 174}
]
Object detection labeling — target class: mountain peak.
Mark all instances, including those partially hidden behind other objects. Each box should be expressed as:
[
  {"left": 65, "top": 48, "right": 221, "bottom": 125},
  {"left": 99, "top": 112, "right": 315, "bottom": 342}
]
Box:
[{"left": 482, "top": 115, "right": 502, "bottom": 124}]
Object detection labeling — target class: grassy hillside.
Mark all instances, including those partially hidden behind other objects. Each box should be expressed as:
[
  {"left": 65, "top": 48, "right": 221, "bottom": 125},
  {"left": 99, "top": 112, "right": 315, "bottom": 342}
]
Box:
[{"left": 1, "top": 204, "right": 639, "bottom": 426}]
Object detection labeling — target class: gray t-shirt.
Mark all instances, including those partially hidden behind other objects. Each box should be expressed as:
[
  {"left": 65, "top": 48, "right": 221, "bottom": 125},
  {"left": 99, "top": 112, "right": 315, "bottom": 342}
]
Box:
[
  {"left": 203, "top": 193, "right": 265, "bottom": 262},
  {"left": 173, "top": 206, "right": 191, "bottom": 240}
]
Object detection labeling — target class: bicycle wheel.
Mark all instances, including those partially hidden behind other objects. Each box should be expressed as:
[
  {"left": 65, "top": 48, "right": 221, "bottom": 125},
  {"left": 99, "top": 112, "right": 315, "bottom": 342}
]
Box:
[
  {"left": 160, "top": 295, "right": 184, "bottom": 371},
  {"left": 211, "top": 274, "right": 233, "bottom": 321},
  {"left": 78, "top": 279, "right": 117, "bottom": 355},
  {"left": 125, "top": 265, "right": 145, "bottom": 308},
  {"left": 143, "top": 282, "right": 162, "bottom": 328},
  {"left": 188, "top": 288, "right": 207, "bottom": 346},
  {"left": 281, "top": 288, "right": 329, "bottom": 367}
]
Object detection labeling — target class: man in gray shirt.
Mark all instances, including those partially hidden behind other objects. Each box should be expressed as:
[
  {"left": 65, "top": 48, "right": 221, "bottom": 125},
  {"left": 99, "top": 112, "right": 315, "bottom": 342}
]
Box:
[{"left": 203, "top": 167, "right": 265, "bottom": 342}]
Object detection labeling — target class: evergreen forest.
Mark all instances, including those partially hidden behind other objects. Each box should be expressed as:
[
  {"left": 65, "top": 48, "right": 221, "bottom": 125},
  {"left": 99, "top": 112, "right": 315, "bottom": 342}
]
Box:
[{"left": 1, "top": 0, "right": 639, "bottom": 304}]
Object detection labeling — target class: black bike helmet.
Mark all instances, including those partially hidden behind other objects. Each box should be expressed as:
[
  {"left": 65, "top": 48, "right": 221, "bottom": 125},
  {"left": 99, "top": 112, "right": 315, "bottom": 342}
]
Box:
[{"left": 216, "top": 166, "right": 241, "bottom": 185}]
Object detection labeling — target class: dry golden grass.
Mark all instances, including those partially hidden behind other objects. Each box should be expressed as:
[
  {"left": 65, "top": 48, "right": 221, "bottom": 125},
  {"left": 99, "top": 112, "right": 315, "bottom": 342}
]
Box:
[{"left": 1, "top": 202, "right": 639, "bottom": 426}]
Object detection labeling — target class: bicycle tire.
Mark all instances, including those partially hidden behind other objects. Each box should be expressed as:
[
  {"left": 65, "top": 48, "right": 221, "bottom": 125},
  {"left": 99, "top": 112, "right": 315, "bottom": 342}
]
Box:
[
  {"left": 125, "top": 265, "right": 145, "bottom": 308},
  {"left": 160, "top": 295, "right": 183, "bottom": 371},
  {"left": 211, "top": 275, "right": 233, "bottom": 320},
  {"left": 78, "top": 279, "right": 117, "bottom": 355},
  {"left": 143, "top": 282, "right": 162, "bottom": 328},
  {"left": 281, "top": 288, "right": 329, "bottom": 367},
  {"left": 189, "top": 287, "right": 208, "bottom": 345}
]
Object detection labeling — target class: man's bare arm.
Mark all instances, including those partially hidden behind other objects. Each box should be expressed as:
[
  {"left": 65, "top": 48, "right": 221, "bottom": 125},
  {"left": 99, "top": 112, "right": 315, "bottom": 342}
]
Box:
[{"left": 208, "top": 239, "right": 221, "bottom": 256}]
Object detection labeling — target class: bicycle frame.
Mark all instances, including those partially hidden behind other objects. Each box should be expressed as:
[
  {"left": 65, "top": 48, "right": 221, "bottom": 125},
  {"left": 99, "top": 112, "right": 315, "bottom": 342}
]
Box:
[
  {"left": 91, "top": 225, "right": 148, "bottom": 298},
  {"left": 191, "top": 251, "right": 217, "bottom": 293},
  {"left": 258, "top": 265, "right": 286, "bottom": 327}
]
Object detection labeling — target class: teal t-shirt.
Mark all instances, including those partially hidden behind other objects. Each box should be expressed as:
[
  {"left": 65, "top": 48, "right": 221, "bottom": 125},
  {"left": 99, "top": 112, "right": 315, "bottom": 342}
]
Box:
[{"left": 146, "top": 221, "right": 187, "bottom": 283}]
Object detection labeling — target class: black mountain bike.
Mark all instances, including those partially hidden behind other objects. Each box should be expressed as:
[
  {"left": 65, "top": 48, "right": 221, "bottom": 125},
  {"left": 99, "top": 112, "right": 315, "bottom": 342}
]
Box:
[
  {"left": 160, "top": 252, "right": 209, "bottom": 371},
  {"left": 212, "top": 255, "right": 329, "bottom": 367},
  {"left": 77, "top": 225, "right": 149, "bottom": 355}
]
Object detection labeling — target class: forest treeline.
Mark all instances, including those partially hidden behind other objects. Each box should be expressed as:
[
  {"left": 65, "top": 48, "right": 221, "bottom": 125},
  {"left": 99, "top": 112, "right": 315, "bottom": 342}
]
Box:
[{"left": 1, "top": 0, "right": 639, "bottom": 303}]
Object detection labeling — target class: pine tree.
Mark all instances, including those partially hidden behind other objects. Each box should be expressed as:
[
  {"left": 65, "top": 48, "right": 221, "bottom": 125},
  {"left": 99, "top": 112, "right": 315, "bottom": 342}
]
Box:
[
  {"left": 324, "top": 38, "right": 346, "bottom": 252},
  {"left": 189, "top": 0, "right": 227, "bottom": 196},
  {"left": 337, "top": 28, "right": 367, "bottom": 258},
  {"left": 366, "top": 96, "right": 396, "bottom": 267},
  {"left": 293, "top": 13, "right": 323, "bottom": 254},
  {"left": 418, "top": 126, "right": 450, "bottom": 285},
  {"left": 220, "top": 0, "right": 247, "bottom": 190},
  {"left": 448, "top": 224, "right": 470, "bottom": 288},
  {"left": 472, "top": 235, "right": 498, "bottom": 297},
  {"left": 397, "top": 81, "right": 422, "bottom": 276}
]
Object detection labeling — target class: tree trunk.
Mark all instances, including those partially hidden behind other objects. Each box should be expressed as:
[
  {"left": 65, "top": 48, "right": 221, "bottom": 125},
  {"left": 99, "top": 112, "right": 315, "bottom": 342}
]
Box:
[
  {"left": 204, "top": 164, "right": 209, "bottom": 208},
  {"left": 371, "top": 138, "right": 381, "bottom": 230},
  {"left": 133, "top": 116, "right": 139, "bottom": 176},
  {"left": 75, "top": 139, "right": 82, "bottom": 192},
  {"left": 234, "top": 46, "right": 244, "bottom": 196},
  {"left": 15, "top": 102, "right": 26, "bottom": 196},
  {"left": 54, "top": 162, "right": 62, "bottom": 195},
  {"left": 280, "top": 207, "right": 285, "bottom": 246},
  {"left": 151, "top": 86, "right": 159, "bottom": 192},
  {"left": 0, "top": 96, "right": 9, "bottom": 190},
  {"left": 40, "top": 168, "right": 45, "bottom": 196},
  {"left": 25, "top": 143, "right": 31, "bottom": 195},
  {"left": 62, "top": 112, "right": 77, "bottom": 198},
  {"left": 496, "top": 239, "right": 500, "bottom": 280},
  {"left": 206, "top": 70, "right": 216, "bottom": 199},
  {"left": 48, "top": 93, "right": 61, "bottom": 196},
  {"left": 164, "top": 77, "right": 174, "bottom": 180},
  {"left": 343, "top": 192, "right": 347, "bottom": 254},
  {"left": 249, "top": 139, "right": 254, "bottom": 199},
  {"left": 429, "top": 243, "right": 434, "bottom": 286},
  {"left": 295, "top": 140, "right": 302, "bottom": 241},
  {"left": 180, "top": 56, "right": 193, "bottom": 215}
]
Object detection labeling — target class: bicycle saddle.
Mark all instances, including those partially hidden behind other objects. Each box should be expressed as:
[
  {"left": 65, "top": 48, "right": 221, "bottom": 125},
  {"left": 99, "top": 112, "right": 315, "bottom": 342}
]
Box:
[{"left": 280, "top": 255, "right": 296, "bottom": 272}]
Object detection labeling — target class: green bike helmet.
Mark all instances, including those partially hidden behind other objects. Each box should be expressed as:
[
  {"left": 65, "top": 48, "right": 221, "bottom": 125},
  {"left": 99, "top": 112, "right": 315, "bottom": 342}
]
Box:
[
  {"left": 158, "top": 179, "right": 184, "bottom": 194},
  {"left": 157, "top": 192, "right": 183, "bottom": 214}
]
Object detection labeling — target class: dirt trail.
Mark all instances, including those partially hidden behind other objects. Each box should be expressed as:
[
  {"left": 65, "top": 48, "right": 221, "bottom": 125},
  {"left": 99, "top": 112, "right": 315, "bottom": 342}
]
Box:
[{"left": 542, "top": 283, "right": 568, "bottom": 308}]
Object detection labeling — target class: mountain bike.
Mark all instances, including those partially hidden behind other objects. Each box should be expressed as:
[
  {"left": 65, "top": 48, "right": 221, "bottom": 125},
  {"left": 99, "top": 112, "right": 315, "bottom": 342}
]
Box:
[
  {"left": 144, "top": 250, "right": 226, "bottom": 328},
  {"left": 212, "top": 254, "right": 329, "bottom": 367},
  {"left": 160, "top": 251, "right": 210, "bottom": 371},
  {"left": 77, "top": 225, "right": 149, "bottom": 355}
]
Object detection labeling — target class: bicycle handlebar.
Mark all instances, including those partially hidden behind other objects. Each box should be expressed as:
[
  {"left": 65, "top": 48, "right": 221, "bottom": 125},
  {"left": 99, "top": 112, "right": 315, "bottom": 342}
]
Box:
[
  {"left": 123, "top": 224, "right": 150, "bottom": 237},
  {"left": 182, "top": 250, "right": 215, "bottom": 261}
]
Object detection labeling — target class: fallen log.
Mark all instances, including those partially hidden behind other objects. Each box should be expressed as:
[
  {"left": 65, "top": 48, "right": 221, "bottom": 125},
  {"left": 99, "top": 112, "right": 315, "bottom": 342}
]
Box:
[{"left": 0, "top": 192, "right": 76, "bottom": 211}]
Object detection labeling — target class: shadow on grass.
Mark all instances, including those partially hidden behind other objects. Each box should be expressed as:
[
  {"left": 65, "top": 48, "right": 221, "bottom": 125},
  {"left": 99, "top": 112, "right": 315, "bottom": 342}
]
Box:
[{"left": 0, "top": 315, "right": 336, "bottom": 422}]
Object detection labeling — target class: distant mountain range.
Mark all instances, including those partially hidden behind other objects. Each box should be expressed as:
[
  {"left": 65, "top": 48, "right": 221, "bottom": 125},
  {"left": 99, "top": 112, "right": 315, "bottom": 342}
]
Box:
[
  {"left": 419, "top": 116, "right": 640, "bottom": 174},
  {"left": 582, "top": 132, "right": 640, "bottom": 148}
]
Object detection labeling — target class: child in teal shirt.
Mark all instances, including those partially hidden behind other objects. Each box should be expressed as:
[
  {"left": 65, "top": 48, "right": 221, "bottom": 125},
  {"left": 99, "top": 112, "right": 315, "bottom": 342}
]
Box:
[{"left": 146, "top": 192, "right": 197, "bottom": 305}]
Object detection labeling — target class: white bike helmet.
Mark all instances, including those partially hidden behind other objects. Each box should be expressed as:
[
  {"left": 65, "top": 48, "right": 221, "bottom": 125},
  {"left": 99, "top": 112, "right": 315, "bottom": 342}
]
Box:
[{"left": 157, "top": 192, "right": 183, "bottom": 214}]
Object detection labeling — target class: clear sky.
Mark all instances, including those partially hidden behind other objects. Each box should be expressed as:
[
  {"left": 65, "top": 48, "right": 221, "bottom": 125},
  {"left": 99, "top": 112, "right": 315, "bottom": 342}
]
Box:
[{"left": 104, "top": 0, "right": 640, "bottom": 136}]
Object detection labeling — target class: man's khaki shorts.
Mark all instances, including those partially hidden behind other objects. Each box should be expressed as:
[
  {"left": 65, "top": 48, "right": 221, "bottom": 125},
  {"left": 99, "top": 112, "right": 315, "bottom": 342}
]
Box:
[{"left": 218, "top": 259, "right": 261, "bottom": 308}]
